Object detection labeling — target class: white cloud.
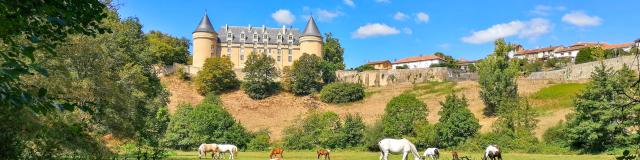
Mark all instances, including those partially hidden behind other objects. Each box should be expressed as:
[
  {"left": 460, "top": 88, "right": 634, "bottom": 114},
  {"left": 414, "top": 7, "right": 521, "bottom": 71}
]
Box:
[
  {"left": 402, "top": 27, "right": 413, "bottom": 35},
  {"left": 343, "top": 0, "right": 355, "bottom": 7},
  {"left": 462, "top": 18, "right": 551, "bottom": 44},
  {"left": 376, "top": 0, "right": 391, "bottom": 3},
  {"left": 394, "top": 12, "right": 409, "bottom": 21},
  {"left": 562, "top": 11, "right": 602, "bottom": 27},
  {"left": 317, "top": 9, "right": 343, "bottom": 22},
  {"left": 530, "top": 5, "right": 565, "bottom": 16},
  {"left": 272, "top": 9, "right": 295, "bottom": 25},
  {"left": 415, "top": 12, "right": 430, "bottom": 23},
  {"left": 352, "top": 23, "right": 400, "bottom": 39}
]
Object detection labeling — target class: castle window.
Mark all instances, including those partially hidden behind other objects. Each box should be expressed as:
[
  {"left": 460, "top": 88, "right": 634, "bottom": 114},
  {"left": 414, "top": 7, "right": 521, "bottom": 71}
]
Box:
[
  {"left": 288, "top": 49, "right": 292, "bottom": 62},
  {"left": 240, "top": 48, "right": 245, "bottom": 60},
  {"left": 253, "top": 34, "right": 258, "bottom": 41},
  {"left": 277, "top": 55, "right": 281, "bottom": 62},
  {"left": 263, "top": 34, "right": 268, "bottom": 40},
  {"left": 277, "top": 35, "right": 282, "bottom": 42},
  {"left": 240, "top": 33, "right": 245, "bottom": 40},
  {"left": 240, "top": 54, "right": 244, "bottom": 60},
  {"left": 288, "top": 35, "right": 293, "bottom": 41},
  {"left": 227, "top": 33, "right": 232, "bottom": 39}
]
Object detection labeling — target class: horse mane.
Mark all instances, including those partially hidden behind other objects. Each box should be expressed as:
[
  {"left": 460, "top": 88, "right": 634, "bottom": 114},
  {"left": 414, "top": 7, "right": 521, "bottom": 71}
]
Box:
[{"left": 409, "top": 141, "right": 422, "bottom": 160}]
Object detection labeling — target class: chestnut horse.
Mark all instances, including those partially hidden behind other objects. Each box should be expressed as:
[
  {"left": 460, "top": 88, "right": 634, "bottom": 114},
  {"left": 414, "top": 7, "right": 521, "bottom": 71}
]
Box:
[
  {"left": 317, "top": 149, "right": 330, "bottom": 160},
  {"left": 270, "top": 147, "right": 285, "bottom": 159}
]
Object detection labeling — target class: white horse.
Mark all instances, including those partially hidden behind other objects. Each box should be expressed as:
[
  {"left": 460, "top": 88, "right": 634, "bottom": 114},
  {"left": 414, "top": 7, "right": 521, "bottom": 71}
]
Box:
[
  {"left": 482, "top": 145, "right": 502, "bottom": 160},
  {"left": 217, "top": 144, "right": 238, "bottom": 160},
  {"left": 423, "top": 148, "right": 439, "bottom": 159},
  {"left": 198, "top": 143, "right": 219, "bottom": 159},
  {"left": 378, "top": 138, "right": 423, "bottom": 160}
]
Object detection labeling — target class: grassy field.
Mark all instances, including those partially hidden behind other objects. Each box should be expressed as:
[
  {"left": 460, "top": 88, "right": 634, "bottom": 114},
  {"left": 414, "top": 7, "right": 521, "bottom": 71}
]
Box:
[
  {"left": 528, "top": 83, "right": 586, "bottom": 112},
  {"left": 167, "top": 151, "right": 614, "bottom": 160}
]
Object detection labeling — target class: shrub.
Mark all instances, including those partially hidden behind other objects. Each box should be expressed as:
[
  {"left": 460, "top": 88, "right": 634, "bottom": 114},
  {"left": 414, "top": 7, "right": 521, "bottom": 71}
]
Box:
[
  {"left": 354, "top": 64, "right": 375, "bottom": 72},
  {"left": 575, "top": 47, "right": 596, "bottom": 64},
  {"left": 339, "top": 114, "right": 366, "bottom": 148},
  {"left": 174, "top": 65, "right": 189, "bottom": 80},
  {"left": 320, "top": 82, "right": 365, "bottom": 103},
  {"left": 395, "top": 65, "right": 409, "bottom": 69},
  {"left": 202, "top": 92, "right": 222, "bottom": 105},
  {"left": 543, "top": 121, "right": 569, "bottom": 146},
  {"left": 382, "top": 93, "right": 428, "bottom": 137},
  {"left": 242, "top": 53, "right": 280, "bottom": 99},
  {"left": 247, "top": 130, "right": 271, "bottom": 151},
  {"left": 194, "top": 57, "right": 240, "bottom": 95},
  {"left": 291, "top": 53, "right": 323, "bottom": 96},
  {"left": 435, "top": 94, "right": 480, "bottom": 148},
  {"left": 363, "top": 119, "right": 385, "bottom": 151},
  {"left": 283, "top": 111, "right": 342, "bottom": 149},
  {"left": 280, "top": 66, "right": 293, "bottom": 92},
  {"left": 162, "top": 102, "right": 250, "bottom": 150},
  {"left": 414, "top": 121, "right": 437, "bottom": 149}
]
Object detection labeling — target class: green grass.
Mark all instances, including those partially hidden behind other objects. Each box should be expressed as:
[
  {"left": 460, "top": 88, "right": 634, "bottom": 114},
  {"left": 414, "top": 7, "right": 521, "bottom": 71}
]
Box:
[
  {"left": 528, "top": 83, "right": 586, "bottom": 112},
  {"left": 406, "top": 81, "right": 459, "bottom": 97},
  {"left": 167, "top": 150, "right": 614, "bottom": 160}
]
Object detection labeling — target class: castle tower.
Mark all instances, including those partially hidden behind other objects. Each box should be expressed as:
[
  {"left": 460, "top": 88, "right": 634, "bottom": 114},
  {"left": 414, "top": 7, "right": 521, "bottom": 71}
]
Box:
[
  {"left": 300, "top": 16, "right": 323, "bottom": 57},
  {"left": 192, "top": 12, "right": 218, "bottom": 68}
]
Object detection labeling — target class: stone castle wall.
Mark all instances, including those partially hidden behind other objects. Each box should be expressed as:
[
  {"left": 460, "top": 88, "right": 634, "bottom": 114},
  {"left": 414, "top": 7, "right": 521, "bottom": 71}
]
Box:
[
  {"left": 526, "top": 55, "right": 640, "bottom": 81},
  {"left": 336, "top": 67, "right": 477, "bottom": 87}
]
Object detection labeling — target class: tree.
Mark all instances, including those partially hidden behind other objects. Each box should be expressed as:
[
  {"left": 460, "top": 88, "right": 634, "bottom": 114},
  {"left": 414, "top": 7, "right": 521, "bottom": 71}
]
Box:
[
  {"left": 434, "top": 94, "right": 480, "bottom": 148},
  {"left": 291, "top": 53, "right": 323, "bottom": 95},
  {"left": 565, "top": 64, "right": 638, "bottom": 151},
  {"left": 242, "top": 53, "right": 279, "bottom": 99},
  {"left": 280, "top": 66, "right": 294, "bottom": 92},
  {"left": 477, "top": 39, "right": 520, "bottom": 116},
  {"left": 320, "top": 82, "right": 365, "bottom": 103},
  {"left": 396, "top": 65, "right": 409, "bottom": 69},
  {"left": 432, "top": 52, "right": 460, "bottom": 69},
  {"left": 354, "top": 64, "right": 376, "bottom": 72},
  {"left": 382, "top": 93, "right": 428, "bottom": 137},
  {"left": 283, "top": 111, "right": 342, "bottom": 149},
  {"left": 146, "top": 31, "right": 190, "bottom": 65},
  {"left": 322, "top": 33, "right": 345, "bottom": 70},
  {"left": 339, "top": 114, "right": 366, "bottom": 148},
  {"left": 575, "top": 47, "right": 599, "bottom": 64},
  {"left": 247, "top": 130, "right": 271, "bottom": 151},
  {"left": 493, "top": 98, "right": 538, "bottom": 136},
  {"left": 195, "top": 57, "right": 240, "bottom": 95}
]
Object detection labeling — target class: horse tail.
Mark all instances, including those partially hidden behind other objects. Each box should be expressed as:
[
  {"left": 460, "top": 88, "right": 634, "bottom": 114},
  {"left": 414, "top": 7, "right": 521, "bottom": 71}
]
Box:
[{"left": 234, "top": 146, "right": 238, "bottom": 157}]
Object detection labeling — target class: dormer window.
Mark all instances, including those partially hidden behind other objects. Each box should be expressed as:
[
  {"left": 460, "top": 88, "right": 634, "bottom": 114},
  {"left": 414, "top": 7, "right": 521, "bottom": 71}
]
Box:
[
  {"left": 240, "top": 33, "right": 245, "bottom": 40},
  {"left": 288, "top": 35, "right": 293, "bottom": 41},
  {"left": 277, "top": 34, "right": 283, "bottom": 42},
  {"left": 263, "top": 34, "right": 268, "bottom": 40},
  {"left": 253, "top": 34, "right": 258, "bottom": 41},
  {"left": 227, "top": 33, "right": 232, "bottom": 39}
]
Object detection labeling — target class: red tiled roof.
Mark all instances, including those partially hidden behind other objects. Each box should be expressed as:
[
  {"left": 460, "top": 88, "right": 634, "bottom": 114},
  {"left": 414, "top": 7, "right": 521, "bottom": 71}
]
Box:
[
  {"left": 515, "top": 46, "right": 562, "bottom": 55},
  {"left": 367, "top": 60, "right": 391, "bottom": 65},
  {"left": 603, "top": 43, "right": 633, "bottom": 50},
  {"left": 393, "top": 55, "right": 442, "bottom": 64}
]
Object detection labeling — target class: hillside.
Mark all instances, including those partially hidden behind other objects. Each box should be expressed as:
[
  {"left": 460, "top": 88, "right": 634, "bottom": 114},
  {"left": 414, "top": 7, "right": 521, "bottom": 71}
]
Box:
[{"left": 161, "top": 75, "right": 582, "bottom": 140}]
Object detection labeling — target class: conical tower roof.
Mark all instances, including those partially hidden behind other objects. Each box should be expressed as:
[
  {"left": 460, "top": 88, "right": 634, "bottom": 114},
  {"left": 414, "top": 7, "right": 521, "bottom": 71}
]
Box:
[
  {"left": 194, "top": 12, "right": 216, "bottom": 33},
  {"left": 302, "top": 16, "right": 321, "bottom": 37}
]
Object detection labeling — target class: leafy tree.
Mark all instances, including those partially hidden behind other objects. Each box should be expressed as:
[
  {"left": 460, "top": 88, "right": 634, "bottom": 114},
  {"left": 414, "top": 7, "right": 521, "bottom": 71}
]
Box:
[
  {"left": 195, "top": 57, "right": 240, "bottom": 95},
  {"left": 283, "top": 111, "right": 342, "bottom": 149},
  {"left": 320, "top": 82, "right": 365, "bottom": 103},
  {"left": 280, "top": 66, "right": 294, "bottom": 92},
  {"left": 322, "top": 33, "right": 345, "bottom": 70},
  {"left": 339, "top": 114, "right": 366, "bottom": 148},
  {"left": 242, "top": 53, "right": 279, "bottom": 99},
  {"left": 364, "top": 119, "right": 385, "bottom": 151},
  {"left": 435, "top": 94, "right": 480, "bottom": 148},
  {"left": 291, "top": 53, "right": 323, "bottom": 95},
  {"left": 395, "top": 65, "right": 409, "bottom": 69},
  {"left": 146, "top": 31, "right": 190, "bottom": 65},
  {"left": 466, "top": 63, "right": 477, "bottom": 72},
  {"left": 565, "top": 64, "right": 638, "bottom": 151},
  {"left": 414, "top": 121, "right": 437, "bottom": 148},
  {"left": 493, "top": 98, "right": 538, "bottom": 136},
  {"left": 432, "top": 52, "right": 460, "bottom": 69},
  {"left": 354, "top": 64, "right": 376, "bottom": 72},
  {"left": 247, "top": 130, "right": 271, "bottom": 151},
  {"left": 575, "top": 47, "right": 598, "bottom": 64},
  {"left": 382, "top": 93, "right": 428, "bottom": 137},
  {"left": 320, "top": 60, "right": 339, "bottom": 83},
  {"left": 477, "top": 39, "right": 519, "bottom": 116}
]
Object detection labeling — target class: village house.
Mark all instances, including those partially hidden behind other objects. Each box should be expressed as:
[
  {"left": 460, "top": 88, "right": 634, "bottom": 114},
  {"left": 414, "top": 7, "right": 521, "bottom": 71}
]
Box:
[
  {"left": 458, "top": 58, "right": 478, "bottom": 72},
  {"left": 366, "top": 60, "right": 392, "bottom": 70},
  {"left": 392, "top": 54, "right": 442, "bottom": 69},
  {"left": 509, "top": 40, "right": 637, "bottom": 62},
  {"left": 512, "top": 46, "right": 563, "bottom": 61}
]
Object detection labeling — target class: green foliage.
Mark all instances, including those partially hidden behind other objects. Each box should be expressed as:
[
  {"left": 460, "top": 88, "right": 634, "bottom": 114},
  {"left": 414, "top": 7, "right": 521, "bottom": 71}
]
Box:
[
  {"left": 174, "top": 65, "right": 190, "bottom": 80},
  {"left": 354, "top": 64, "right": 376, "bottom": 72},
  {"left": 283, "top": 111, "right": 342, "bottom": 149},
  {"left": 146, "top": 30, "right": 190, "bottom": 65},
  {"left": 493, "top": 98, "right": 538, "bottom": 135},
  {"left": 291, "top": 53, "right": 323, "bottom": 96},
  {"left": 364, "top": 119, "right": 385, "bottom": 151},
  {"left": 515, "top": 59, "right": 543, "bottom": 75},
  {"left": 543, "top": 121, "right": 569, "bottom": 147},
  {"left": 195, "top": 57, "right": 240, "bottom": 95},
  {"left": 382, "top": 93, "right": 428, "bottom": 137},
  {"left": 432, "top": 52, "right": 460, "bottom": 69},
  {"left": 280, "top": 66, "right": 294, "bottom": 92},
  {"left": 242, "top": 53, "right": 280, "bottom": 99},
  {"left": 435, "top": 94, "right": 480, "bottom": 148},
  {"left": 322, "top": 32, "right": 346, "bottom": 70},
  {"left": 320, "top": 82, "right": 365, "bottom": 103},
  {"left": 339, "top": 114, "right": 367, "bottom": 148},
  {"left": 461, "top": 131, "right": 544, "bottom": 153},
  {"left": 477, "top": 39, "right": 520, "bottom": 116},
  {"left": 544, "top": 57, "right": 571, "bottom": 70},
  {"left": 565, "top": 64, "right": 639, "bottom": 152},
  {"left": 575, "top": 47, "right": 602, "bottom": 64},
  {"left": 247, "top": 130, "right": 271, "bottom": 151},
  {"left": 466, "top": 63, "right": 477, "bottom": 72},
  {"left": 203, "top": 92, "right": 223, "bottom": 106},
  {"left": 162, "top": 103, "right": 251, "bottom": 150},
  {"left": 414, "top": 121, "right": 437, "bottom": 148},
  {"left": 529, "top": 83, "right": 586, "bottom": 112},
  {"left": 395, "top": 65, "right": 409, "bottom": 69}
]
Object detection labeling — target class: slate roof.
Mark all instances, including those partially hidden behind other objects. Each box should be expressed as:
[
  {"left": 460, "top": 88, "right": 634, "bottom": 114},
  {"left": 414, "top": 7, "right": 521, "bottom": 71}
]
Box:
[
  {"left": 218, "top": 26, "right": 302, "bottom": 44},
  {"left": 194, "top": 13, "right": 215, "bottom": 33},
  {"left": 302, "top": 16, "right": 322, "bottom": 37}
]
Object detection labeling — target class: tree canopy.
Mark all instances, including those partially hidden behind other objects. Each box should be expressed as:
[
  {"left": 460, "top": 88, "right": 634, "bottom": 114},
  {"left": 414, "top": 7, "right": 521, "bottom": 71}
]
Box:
[
  {"left": 242, "top": 53, "right": 279, "bottom": 99},
  {"left": 477, "top": 39, "right": 520, "bottom": 116},
  {"left": 146, "top": 31, "right": 190, "bottom": 65}
]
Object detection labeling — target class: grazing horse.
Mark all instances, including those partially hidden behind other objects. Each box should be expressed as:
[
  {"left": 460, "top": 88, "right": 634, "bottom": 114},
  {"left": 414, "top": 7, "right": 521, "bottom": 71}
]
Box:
[
  {"left": 423, "top": 148, "right": 439, "bottom": 159},
  {"left": 217, "top": 144, "right": 239, "bottom": 160},
  {"left": 317, "top": 149, "right": 330, "bottom": 160},
  {"left": 198, "top": 143, "right": 220, "bottom": 159},
  {"left": 378, "top": 138, "right": 423, "bottom": 160},
  {"left": 482, "top": 145, "right": 502, "bottom": 160},
  {"left": 452, "top": 151, "right": 470, "bottom": 160},
  {"left": 270, "top": 147, "right": 285, "bottom": 159}
]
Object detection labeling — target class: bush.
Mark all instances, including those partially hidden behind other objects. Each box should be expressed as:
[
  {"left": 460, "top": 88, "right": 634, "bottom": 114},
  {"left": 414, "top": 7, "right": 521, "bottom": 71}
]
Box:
[
  {"left": 354, "top": 64, "right": 375, "bottom": 72},
  {"left": 194, "top": 57, "right": 240, "bottom": 95},
  {"left": 339, "top": 114, "right": 366, "bottom": 148},
  {"left": 291, "top": 53, "right": 323, "bottom": 96},
  {"left": 162, "top": 102, "right": 250, "bottom": 150},
  {"left": 280, "top": 66, "right": 293, "bottom": 92},
  {"left": 283, "top": 111, "right": 342, "bottom": 149},
  {"left": 395, "top": 65, "right": 409, "bottom": 69},
  {"left": 320, "top": 82, "right": 365, "bottom": 103},
  {"left": 435, "top": 94, "right": 480, "bottom": 148},
  {"left": 363, "top": 119, "right": 385, "bottom": 151},
  {"left": 543, "top": 121, "right": 569, "bottom": 146},
  {"left": 247, "top": 130, "right": 271, "bottom": 151},
  {"left": 174, "top": 65, "right": 189, "bottom": 80},
  {"left": 382, "top": 93, "right": 428, "bottom": 137},
  {"left": 575, "top": 47, "right": 596, "bottom": 64},
  {"left": 414, "top": 121, "right": 437, "bottom": 149},
  {"left": 242, "top": 53, "right": 280, "bottom": 99},
  {"left": 202, "top": 92, "right": 222, "bottom": 106}
]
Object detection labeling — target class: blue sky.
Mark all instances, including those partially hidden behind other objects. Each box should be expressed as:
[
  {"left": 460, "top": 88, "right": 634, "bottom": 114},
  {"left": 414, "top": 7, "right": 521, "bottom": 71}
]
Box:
[{"left": 118, "top": 0, "right": 640, "bottom": 68}]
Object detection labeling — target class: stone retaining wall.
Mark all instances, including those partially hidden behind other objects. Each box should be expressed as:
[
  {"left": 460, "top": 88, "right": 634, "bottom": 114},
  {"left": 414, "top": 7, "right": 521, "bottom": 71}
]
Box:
[
  {"left": 336, "top": 67, "right": 477, "bottom": 87},
  {"left": 527, "top": 55, "right": 640, "bottom": 81}
]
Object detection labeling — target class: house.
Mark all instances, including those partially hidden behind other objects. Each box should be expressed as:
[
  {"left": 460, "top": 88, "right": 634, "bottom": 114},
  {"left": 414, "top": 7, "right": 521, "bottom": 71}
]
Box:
[
  {"left": 603, "top": 42, "right": 634, "bottom": 52},
  {"left": 366, "top": 60, "right": 392, "bottom": 70},
  {"left": 458, "top": 58, "right": 478, "bottom": 72},
  {"left": 554, "top": 42, "right": 604, "bottom": 61},
  {"left": 513, "top": 46, "right": 563, "bottom": 61},
  {"left": 392, "top": 54, "right": 443, "bottom": 69}
]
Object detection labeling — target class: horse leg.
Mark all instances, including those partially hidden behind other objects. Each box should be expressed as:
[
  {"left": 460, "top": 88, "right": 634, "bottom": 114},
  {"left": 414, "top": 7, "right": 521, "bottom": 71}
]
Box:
[
  {"left": 402, "top": 151, "right": 408, "bottom": 160},
  {"left": 379, "top": 152, "right": 384, "bottom": 160}
]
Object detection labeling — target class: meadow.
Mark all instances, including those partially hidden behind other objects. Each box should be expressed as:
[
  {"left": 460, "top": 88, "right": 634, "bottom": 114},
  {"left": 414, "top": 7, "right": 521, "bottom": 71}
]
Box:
[{"left": 167, "top": 150, "right": 614, "bottom": 160}]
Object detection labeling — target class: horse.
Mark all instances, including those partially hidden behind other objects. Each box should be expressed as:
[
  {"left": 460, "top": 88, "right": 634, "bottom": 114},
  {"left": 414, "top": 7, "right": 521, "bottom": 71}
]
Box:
[
  {"left": 317, "top": 149, "right": 330, "bottom": 160},
  {"left": 378, "top": 138, "right": 423, "bottom": 160},
  {"left": 423, "top": 148, "right": 439, "bottom": 159},
  {"left": 482, "top": 145, "right": 502, "bottom": 160},
  {"left": 452, "top": 151, "right": 470, "bottom": 160},
  {"left": 270, "top": 147, "right": 285, "bottom": 159},
  {"left": 217, "top": 144, "right": 239, "bottom": 160},
  {"left": 198, "top": 143, "right": 220, "bottom": 159}
]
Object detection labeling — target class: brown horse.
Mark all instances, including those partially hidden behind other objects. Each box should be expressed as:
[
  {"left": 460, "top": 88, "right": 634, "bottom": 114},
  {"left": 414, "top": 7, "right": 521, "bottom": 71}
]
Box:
[
  {"left": 270, "top": 147, "right": 285, "bottom": 159},
  {"left": 452, "top": 151, "right": 459, "bottom": 160},
  {"left": 198, "top": 143, "right": 219, "bottom": 159},
  {"left": 317, "top": 149, "right": 330, "bottom": 160}
]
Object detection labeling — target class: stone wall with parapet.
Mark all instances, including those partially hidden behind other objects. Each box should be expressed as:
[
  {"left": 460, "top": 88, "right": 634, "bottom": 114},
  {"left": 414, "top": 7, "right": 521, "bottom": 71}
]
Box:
[
  {"left": 335, "top": 67, "right": 477, "bottom": 87},
  {"left": 154, "top": 63, "right": 245, "bottom": 79},
  {"left": 526, "top": 55, "right": 640, "bottom": 81}
]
